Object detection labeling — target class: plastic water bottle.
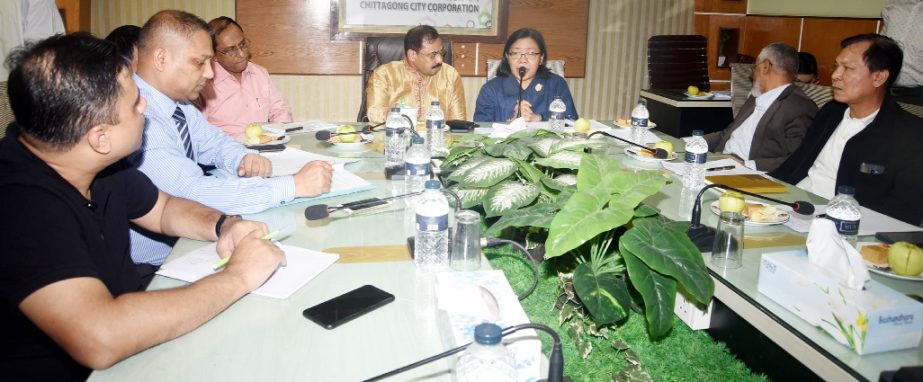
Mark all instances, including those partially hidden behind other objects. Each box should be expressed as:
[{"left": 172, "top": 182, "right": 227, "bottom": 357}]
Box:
[
  {"left": 385, "top": 107, "right": 409, "bottom": 167},
  {"left": 548, "top": 96, "right": 566, "bottom": 131},
  {"left": 426, "top": 100, "right": 447, "bottom": 156},
  {"left": 630, "top": 99, "right": 650, "bottom": 144},
  {"left": 414, "top": 180, "right": 449, "bottom": 270},
  {"left": 826, "top": 185, "right": 861, "bottom": 248},
  {"left": 455, "top": 323, "right": 516, "bottom": 382},
  {"left": 405, "top": 136, "right": 431, "bottom": 193},
  {"left": 682, "top": 130, "right": 708, "bottom": 190}
]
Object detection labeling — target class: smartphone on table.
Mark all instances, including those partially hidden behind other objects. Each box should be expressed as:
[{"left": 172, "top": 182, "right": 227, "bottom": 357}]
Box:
[{"left": 302, "top": 285, "right": 395, "bottom": 329}]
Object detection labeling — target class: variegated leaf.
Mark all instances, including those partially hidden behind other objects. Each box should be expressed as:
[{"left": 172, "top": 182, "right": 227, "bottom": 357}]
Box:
[
  {"left": 483, "top": 181, "right": 540, "bottom": 217},
  {"left": 484, "top": 142, "right": 532, "bottom": 161},
  {"left": 449, "top": 186, "right": 489, "bottom": 208},
  {"left": 458, "top": 157, "right": 518, "bottom": 188},
  {"left": 447, "top": 155, "right": 490, "bottom": 183},
  {"left": 555, "top": 173, "right": 578, "bottom": 186},
  {"left": 485, "top": 203, "right": 559, "bottom": 236},
  {"left": 550, "top": 138, "right": 605, "bottom": 154},
  {"left": 534, "top": 151, "right": 583, "bottom": 170},
  {"left": 529, "top": 137, "right": 559, "bottom": 157}
]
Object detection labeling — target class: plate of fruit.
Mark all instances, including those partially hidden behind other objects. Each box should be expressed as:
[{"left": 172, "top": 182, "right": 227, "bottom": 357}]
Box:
[
  {"left": 237, "top": 124, "right": 289, "bottom": 147},
  {"left": 683, "top": 86, "right": 714, "bottom": 100},
  {"left": 325, "top": 125, "right": 372, "bottom": 151},
  {"left": 614, "top": 118, "right": 657, "bottom": 129},
  {"left": 710, "top": 191, "right": 790, "bottom": 225},
  {"left": 859, "top": 242, "right": 923, "bottom": 281}
]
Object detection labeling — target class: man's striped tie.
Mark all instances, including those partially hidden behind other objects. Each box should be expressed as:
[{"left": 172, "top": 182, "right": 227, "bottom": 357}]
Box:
[{"left": 172, "top": 106, "right": 194, "bottom": 160}]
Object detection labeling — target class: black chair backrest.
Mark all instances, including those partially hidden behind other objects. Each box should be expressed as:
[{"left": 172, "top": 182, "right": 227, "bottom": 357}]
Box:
[
  {"left": 647, "top": 35, "right": 709, "bottom": 91},
  {"left": 357, "top": 37, "right": 453, "bottom": 122}
]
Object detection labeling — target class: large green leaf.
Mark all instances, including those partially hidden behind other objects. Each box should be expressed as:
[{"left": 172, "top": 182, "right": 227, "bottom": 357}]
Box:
[
  {"left": 448, "top": 186, "right": 489, "bottom": 209},
  {"left": 621, "top": 246, "right": 677, "bottom": 339},
  {"left": 452, "top": 157, "right": 517, "bottom": 188},
  {"left": 576, "top": 154, "right": 621, "bottom": 190},
  {"left": 511, "top": 157, "right": 545, "bottom": 184},
  {"left": 484, "top": 142, "right": 532, "bottom": 161},
  {"left": 550, "top": 138, "right": 596, "bottom": 154},
  {"left": 554, "top": 173, "right": 577, "bottom": 186},
  {"left": 483, "top": 181, "right": 540, "bottom": 217},
  {"left": 485, "top": 203, "right": 560, "bottom": 236},
  {"left": 634, "top": 205, "right": 659, "bottom": 218},
  {"left": 446, "top": 155, "right": 489, "bottom": 182},
  {"left": 534, "top": 151, "right": 583, "bottom": 170},
  {"left": 442, "top": 145, "right": 480, "bottom": 168},
  {"left": 572, "top": 263, "right": 631, "bottom": 325},
  {"left": 529, "top": 137, "right": 560, "bottom": 157},
  {"left": 545, "top": 188, "right": 634, "bottom": 258},
  {"left": 601, "top": 171, "right": 667, "bottom": 206},
  {"left": 620, "top": 218, "right": 713, "bottom": 305}
]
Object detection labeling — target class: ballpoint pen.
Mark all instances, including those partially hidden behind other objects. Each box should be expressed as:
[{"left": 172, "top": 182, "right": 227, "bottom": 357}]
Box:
[
  {"left": 213, "top": 230, "right": 281, "bottom": 270},
  {"left": 706, "top": 165, "right": 735, "bottom": 171}
]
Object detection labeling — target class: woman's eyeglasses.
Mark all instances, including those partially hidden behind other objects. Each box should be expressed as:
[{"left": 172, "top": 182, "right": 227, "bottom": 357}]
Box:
[
  {"left": 219, "top": 39, "right": 250, "bottom": 57},
  {"left": 507, "top": 52, "right": 541, "bottom": 61}
]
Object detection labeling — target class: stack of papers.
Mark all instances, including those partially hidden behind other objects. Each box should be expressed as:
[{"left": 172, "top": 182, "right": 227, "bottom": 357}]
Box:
[
  {"left": 261, "top": 120, "right": 338, "bottom": 135},
  {"left": 157, "top": 243, "right": 339, "bottom": 299},
  {"left": 262, "top": 147, "right": 356, "bottom": 176}
]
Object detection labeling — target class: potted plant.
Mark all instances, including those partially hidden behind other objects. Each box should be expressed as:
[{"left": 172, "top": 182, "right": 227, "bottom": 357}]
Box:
[{"left": 443, "top": 129, "right": 713, "bottom": 348}]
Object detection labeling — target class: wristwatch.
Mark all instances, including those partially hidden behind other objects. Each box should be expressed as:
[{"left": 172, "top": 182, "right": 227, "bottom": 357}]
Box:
[{"left": 215, "top": 214, "right": 242, "bottom": 237}]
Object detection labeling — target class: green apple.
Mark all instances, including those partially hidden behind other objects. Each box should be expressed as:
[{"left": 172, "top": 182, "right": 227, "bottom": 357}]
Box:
[
  {"left": 653, "top": 140, "right": 673, "bottom": 156},
  {"left": 888, "top": 241, "right": 923, "bottom": 276},
  {"left": 687, "top": 85, "right": 700, "bottom": 96},
  {"left": 574, "top": 118, "right": 590, "bottom": 133},
  {"left": 244, "top": 123, "right": 263, "bottom": 145},
  {"left": 337, "top": 125, "right": 358, "bottom": 143},
  {"left": 718, "top": 190, "right": 745, "bottom": 213}
]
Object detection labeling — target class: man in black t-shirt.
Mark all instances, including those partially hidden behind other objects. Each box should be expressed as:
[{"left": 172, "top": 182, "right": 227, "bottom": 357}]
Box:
[{"left": 0, "top": 34, "right": 286, "bottom": 381}]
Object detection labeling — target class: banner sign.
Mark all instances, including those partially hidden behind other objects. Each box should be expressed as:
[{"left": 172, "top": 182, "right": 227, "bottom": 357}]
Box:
[{"left": 332, "top": 0, "right": 506, "bottom": 41}]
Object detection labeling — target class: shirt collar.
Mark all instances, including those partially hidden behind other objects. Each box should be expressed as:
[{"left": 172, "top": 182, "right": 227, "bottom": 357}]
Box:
[
  {"left": 133, "top": 73, "right": 179, "bottom": 117},
  {"left": 754, "top": 83, "right": 789, "bottom": 109},
  {"left": 211, "top": 60, "right": 253, "bottom": 84},
  {"left": 845, "top": 107, "right": 880, "bottom": 124}
]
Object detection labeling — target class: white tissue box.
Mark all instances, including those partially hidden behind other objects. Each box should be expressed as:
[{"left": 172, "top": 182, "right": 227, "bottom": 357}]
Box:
[{"left": 758, "top": 250, "right": 923, "bottom": 355}]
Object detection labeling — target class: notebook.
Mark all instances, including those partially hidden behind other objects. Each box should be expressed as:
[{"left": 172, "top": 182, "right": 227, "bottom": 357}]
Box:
[
  {"left": 705, "top": 174, "right": 788, "bottom": 194},
  {"left": 156, "top": 243, "right": 339, "bottom": 299}
]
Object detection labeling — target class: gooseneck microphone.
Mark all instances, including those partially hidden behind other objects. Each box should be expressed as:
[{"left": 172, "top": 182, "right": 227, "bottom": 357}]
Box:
[
  {"left": 686, "top": 183, "right": 815, "bottom": 251},
  {"left": 587, "top": 130, "right": 669, "bottom": 159},
  {"left": 314, "top": 122, "right": 383, "bottom": 141},
  {"left": 517, "top": 66, "right": 527, "bottom": 118},
  {"left": 362, "top": 323, "right": 569, "bottom": 382},
  {"left": 304, "top": 191, "right": 425, "bottom": 220}
]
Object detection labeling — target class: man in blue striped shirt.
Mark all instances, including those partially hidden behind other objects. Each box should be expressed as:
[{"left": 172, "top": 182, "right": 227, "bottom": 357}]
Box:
[{"left": 129, "top": 10, "right": 332, "bottom": 276}]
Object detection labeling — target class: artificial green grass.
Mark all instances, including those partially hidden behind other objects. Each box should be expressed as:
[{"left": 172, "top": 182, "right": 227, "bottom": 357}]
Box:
[{"left": 487, "top": 251, "right": 768, "bottom": 382}]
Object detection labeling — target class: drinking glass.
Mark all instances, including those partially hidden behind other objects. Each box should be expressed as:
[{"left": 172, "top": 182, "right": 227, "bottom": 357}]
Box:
[
  {"left": 450, "top": 210, "right": 482, "bottom": 271},
  {"left": 711, "top": 211, "right": 745, "bottom": 269}
]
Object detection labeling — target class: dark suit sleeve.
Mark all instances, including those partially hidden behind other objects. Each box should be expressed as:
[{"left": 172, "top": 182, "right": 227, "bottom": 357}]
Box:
[
  {"left": 752, "top": 102, "right": 816, "bottom": 172},
  {"left": 704, "top": 130, "right": 725, "bottom": 151}
]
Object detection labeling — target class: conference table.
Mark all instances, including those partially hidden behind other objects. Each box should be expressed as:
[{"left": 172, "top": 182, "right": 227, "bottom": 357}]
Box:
[{"left": 89, "top": 122, "right": 921, "bottom": 381}]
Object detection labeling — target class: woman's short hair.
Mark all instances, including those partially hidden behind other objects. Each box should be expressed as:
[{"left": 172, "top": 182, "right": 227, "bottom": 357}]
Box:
[{"left": 497, "top": 28, "right": 551, "bottom": 79}]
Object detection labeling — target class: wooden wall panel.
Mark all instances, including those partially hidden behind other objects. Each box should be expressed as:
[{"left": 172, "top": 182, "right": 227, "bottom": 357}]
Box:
[
  {"left": 800, "top": 18, "right": 879, "bottom": 85},
  {"left": 238, "top": 0, "right": 588, "bottom": 77},
  {"left": 695, "top": 13, "right": 744, "bottom": 84},
  {"left": 694, "top": 0, "right": 747, "bottom": 14},
  {"left": 55, "top": 0, "right": 91, "bottom": 33},
  {"left": 740, "top": 16, "right": 800, "bottom": 57}
]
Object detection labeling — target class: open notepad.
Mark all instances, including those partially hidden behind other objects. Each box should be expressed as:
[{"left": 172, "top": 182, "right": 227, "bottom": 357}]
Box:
[{"left": 156, "top": 243, "right": 339, "bottom": 299}]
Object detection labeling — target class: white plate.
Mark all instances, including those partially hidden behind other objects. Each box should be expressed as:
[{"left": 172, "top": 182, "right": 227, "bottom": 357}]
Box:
[
  {"left": 326, "top": 133, "right": 373, "bottom": 152},
  {"left": 684, "top": 92, "right": 715, "bottom": 100},
  {"left": 236, "top": 134, "right": 290, "bottom": 147},
  {"left": 859, "top": 242, "right": 923, "bottom": 282},
  {"left": 614, "top": 120, "right": 658, "bottom": 129},
  {"left": 709, "top": 200, "right": 790, "bottom": 225},
  {"left": 623, "top": 147, "right": 675, "bottom": 162}
]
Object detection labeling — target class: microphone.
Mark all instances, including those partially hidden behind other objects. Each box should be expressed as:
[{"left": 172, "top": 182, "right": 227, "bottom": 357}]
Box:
[
  {"left": 314, "top": 122, "right": 383, "bottom": 141},
  {"left": 362, "top": 323, "right": 569, "bottom": 382},
  {"left": 686, "top": 183, "right": 815, "bottom": 251},
  {"left": 587, "top": 130, "right": 669, "bottom": 159},
  {"left": 517, "top": 66, "right": 526, "bottom": 118},
  {"left": 304, "top": 191, "right": 425, "bottom": 220}
]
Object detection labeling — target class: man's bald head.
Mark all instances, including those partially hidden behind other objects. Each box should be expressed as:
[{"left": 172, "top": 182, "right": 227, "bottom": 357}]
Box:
[
  {"left": 136, "top": 10, "right": 215, "bottom": 102},
  {"left": 138, "top": 10, "right": 210, "bottom": 54}
]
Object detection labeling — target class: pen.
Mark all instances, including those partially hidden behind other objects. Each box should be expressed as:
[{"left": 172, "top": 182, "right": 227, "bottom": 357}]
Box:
[
  {"left": 213, "top": 230, "right": 281, "bottom": 270},
  {"left": 706, "top": 165, "right": 735, "bottom": 172}
]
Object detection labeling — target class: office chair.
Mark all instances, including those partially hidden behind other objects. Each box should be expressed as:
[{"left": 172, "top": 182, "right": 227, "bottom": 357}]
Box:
[
  {"left": 0, "top": 81, "right": 13, "bottom": 139},
  {"left": 647, "top": 35, "right": 709, "bottom": 91},
  {"left": 357, "top": 37, "right": 453, "bottom": 122}
]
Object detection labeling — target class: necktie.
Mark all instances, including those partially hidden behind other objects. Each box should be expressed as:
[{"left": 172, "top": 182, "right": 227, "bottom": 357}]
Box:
[{"left": 172, "top": 106, "right": 194, "bottom": 160}]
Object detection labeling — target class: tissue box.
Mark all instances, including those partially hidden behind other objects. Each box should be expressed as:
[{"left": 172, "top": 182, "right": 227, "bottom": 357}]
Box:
[{"left": 758, "top": 250, "right": 923, "bottom": 355}]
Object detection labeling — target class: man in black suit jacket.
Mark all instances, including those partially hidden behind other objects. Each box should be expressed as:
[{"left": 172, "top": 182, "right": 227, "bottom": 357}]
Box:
[
  {"left": 770, "top": 34, "right": 923, "bottom": 226},
  {"left": 705, "top": 42, "right": 817, "bottom": 172}
]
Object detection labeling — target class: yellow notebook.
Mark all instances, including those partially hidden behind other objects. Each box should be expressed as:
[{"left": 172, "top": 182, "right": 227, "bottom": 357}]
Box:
[{"left": 705, "top": 174, "right": 788, "bottom": 194}]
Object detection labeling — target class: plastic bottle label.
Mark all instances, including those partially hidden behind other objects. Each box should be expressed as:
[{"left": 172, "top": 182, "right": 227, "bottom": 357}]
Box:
[
  {"left": 426, "top": 119, "right": 443, "bottom": 131},
  {"left": 827, "top": 216, "right": 859, "bottom": 236},
  {"left": 416, "top": 214, "right": 448, "bottom": 232},
  {"left": 386, "top": 127, "right": 402, "bottom": 137},
  {"left": 684, "top": 151, "right": 707, "bottom": 164},
  {"left": 405, "top": 162, "right": 431, "bottom": 176},
  {"left": 630, "top": 117, "right": 648, "bottom": 127}
]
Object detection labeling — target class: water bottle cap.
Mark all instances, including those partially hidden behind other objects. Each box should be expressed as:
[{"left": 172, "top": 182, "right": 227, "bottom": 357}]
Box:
[
  {"left": 473, "top": 323, "right": 503, "bottom": 345},
  {"left": 431, "top": 100, "right": 440, "bottom": 106},
  {"left": 424, "top": 180, "right": 441, "bottom": 190},
  {"left": 837, "top": 185, "right": 856, "bottom": 195},
  {"left": 692, "top": 130, "right": 704, "bottom": 136},
  {"left": 390, "top": 107, "right": 401, "bottom": 112},
  {"left": 411, "top": 136, "right": 424, "bottom": 144},
  {"left": 638, "top": 99, "right": 647, "bottom": 106}
]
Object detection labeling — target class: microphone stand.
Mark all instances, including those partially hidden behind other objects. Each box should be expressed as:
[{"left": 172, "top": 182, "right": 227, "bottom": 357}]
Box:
[
  {"left": 687, "top": 183, "right": 815, "bottom": 251},
  {"left": 362, "top": 323, "right": 569, "bottom": 382},
  {"left": 587, "top": 130, "right": 669, "bottom": 158},
  {"left": 517, "top": 66, "right": 526, "bottom": 119}
]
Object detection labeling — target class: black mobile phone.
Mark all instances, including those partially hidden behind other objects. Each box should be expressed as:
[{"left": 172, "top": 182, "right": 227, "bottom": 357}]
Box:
[
  {"left": 447, "top": 119, "right": 478, "bottom": 133},
  {"left": 874, "top": 231, "right": 923, "bottom": 246},
  {"left": 302, "top": 285, "right": 395, "bottom": 329}
]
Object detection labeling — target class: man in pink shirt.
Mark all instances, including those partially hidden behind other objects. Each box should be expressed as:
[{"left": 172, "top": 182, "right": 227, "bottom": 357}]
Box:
[{"left": 198, "top": 16, "right": 292, "bottom": 137}]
